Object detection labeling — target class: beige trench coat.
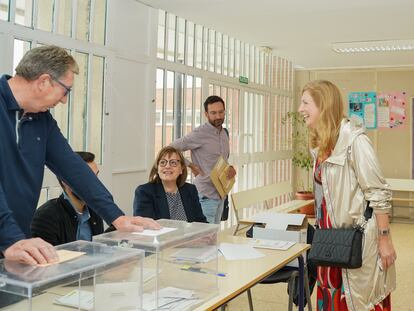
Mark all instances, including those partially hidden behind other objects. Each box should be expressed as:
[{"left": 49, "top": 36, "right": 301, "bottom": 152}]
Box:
[{"left": 311, "top": 119, "right": 396, "bottom": 311}]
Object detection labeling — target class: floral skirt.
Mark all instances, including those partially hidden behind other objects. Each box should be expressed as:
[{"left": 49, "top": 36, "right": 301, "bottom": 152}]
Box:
[{"left": 316, "top": 265, "right": 391, "bottom": 311}]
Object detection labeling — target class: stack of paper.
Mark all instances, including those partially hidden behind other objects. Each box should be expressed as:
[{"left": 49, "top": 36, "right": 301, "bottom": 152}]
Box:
[
  {"left": 169, "top": 245, "right": 217, "bottom": 263},
  {"left": 249, "top": 238, "right": 295, "bottom": 250},
  {"left": 143, "top": 287, "right": 200, "bottom": 311}
]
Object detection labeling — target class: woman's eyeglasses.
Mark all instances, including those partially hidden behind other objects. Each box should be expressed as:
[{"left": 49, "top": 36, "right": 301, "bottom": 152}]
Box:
[{"left": 158, "top": 159, "right": 180, "bottom": 167}]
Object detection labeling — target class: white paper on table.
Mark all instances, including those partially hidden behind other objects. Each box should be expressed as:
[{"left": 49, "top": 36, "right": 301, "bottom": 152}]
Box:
[
  {"left": 249, "top": 238, "right": 296, "bottom": 250},
  {"left": 158, "top": 287, "right": 195, "bottom": 299},
  {"left": 95, "top": 282, "right": 140, "bottom": 311},
  {"left": 167, "top": 298, "right": 201, "bottom": 311},
  {"left": 142, "top": 287, "right": 196, "bottom": 311},
  {"left": 54, "top": 289, "right": 94, "bottom": 310},
  {"left": 132, "top": 227, "right": 177, "bottom": 236},
  {"left": 218, "top": 243, "right": 265, "bottom": 260}
]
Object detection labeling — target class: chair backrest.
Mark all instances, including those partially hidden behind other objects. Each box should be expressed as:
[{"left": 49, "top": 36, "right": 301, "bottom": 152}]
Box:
[
  {"left": 231, "top": 181, "right": 293, "bottom": 215},
  {"left": 386, "top": 178, "right": 414, "bottom": 192}
]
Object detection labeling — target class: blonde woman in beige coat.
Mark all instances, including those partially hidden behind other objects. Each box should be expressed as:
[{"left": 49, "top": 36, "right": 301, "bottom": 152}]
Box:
[{"left": 298, "top": 80, "right": 396, "bottom": 311}]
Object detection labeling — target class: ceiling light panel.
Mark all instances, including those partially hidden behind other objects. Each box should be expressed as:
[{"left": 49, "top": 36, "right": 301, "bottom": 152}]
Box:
[{"left": 332, "top": 39, "right": 414, "bottom": 53}]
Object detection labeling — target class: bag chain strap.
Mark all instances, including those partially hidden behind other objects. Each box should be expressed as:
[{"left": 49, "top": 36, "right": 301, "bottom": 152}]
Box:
[{"left": 354, "top": 201, "right": 373, "bottom": 232}]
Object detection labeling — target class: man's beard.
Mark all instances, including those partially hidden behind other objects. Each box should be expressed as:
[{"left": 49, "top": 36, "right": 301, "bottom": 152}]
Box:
[{"left": 209, "top": 119, "right": 224, "bottom": 127}]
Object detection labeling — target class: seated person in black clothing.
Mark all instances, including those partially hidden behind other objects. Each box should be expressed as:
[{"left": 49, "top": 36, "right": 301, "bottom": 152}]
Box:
[
  {"left": 134, "top": 146, "right": 207, "bottom": 223},
  {"left": 31, "top": 152, "right": 104, "bottom": 245}
]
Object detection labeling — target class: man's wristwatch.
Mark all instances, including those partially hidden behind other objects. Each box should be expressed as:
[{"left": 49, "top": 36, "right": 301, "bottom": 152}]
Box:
[{"left": 378, "top": 228, "right": 390, "bottom": 236}]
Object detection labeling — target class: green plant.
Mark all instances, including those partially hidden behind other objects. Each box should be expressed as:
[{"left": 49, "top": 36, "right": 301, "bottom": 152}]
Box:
[{"left": 283, "top": 111, "right": 313, "bottom": 192}]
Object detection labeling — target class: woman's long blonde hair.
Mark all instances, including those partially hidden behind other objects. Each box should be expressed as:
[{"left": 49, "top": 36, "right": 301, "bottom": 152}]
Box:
[{"left": 302, "top": 80, "right": 345, "bottom": 159}]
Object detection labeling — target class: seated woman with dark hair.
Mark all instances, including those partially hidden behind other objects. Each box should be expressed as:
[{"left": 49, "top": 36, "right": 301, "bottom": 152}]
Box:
[{"left": 133, "top": 146, "right": 207, "bottom": 223}]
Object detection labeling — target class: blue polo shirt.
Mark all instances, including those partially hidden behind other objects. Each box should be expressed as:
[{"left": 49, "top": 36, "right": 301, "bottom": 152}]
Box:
[{"left": 0, "top": 75, "right": 124, "bottom": 252}]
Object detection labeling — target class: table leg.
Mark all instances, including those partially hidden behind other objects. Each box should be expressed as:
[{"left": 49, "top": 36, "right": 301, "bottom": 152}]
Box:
[{"left": 298, "top": 255, "right": 305, "bottom": 311}]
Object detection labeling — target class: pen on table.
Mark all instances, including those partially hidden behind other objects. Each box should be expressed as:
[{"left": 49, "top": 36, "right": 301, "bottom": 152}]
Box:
[{"left": 181, "top": 265, "right": 227, "bottom": 277}]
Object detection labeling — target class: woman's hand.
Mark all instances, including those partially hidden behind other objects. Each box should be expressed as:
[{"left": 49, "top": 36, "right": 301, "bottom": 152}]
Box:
[
  {"left": 378, "top": 235, "right": 397, "bottom": 270},
  {"left": 375, "top": 213, "right": 396, "bottom": 270}
]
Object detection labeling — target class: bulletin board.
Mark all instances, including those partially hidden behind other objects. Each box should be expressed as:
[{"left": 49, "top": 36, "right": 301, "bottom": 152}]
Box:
[
  {"left": 377, "top": 92, "right": 407, "bottom": 129},
  {"left": 348, "top": 92, "right": 377, "bottom": 129},
  {"left": 348, "top": 91, "right": 407, "bottom": 130}
]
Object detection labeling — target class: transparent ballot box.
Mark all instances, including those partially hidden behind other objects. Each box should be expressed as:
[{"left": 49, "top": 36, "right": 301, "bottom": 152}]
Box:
[
  {"left": 94, "top": 219, "right": 219, "bottom": 311},
  {"left": 0, "top": 241, "right": 144, "bottom": 311}
]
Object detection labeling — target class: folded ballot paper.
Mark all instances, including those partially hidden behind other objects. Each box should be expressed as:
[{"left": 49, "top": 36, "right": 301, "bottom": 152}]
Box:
[
  {"left": 37, "top": 249, "right": 85, "bottom": 267},
  {"left": 169, "top": 245, "right": 217, "bottom": 263}
]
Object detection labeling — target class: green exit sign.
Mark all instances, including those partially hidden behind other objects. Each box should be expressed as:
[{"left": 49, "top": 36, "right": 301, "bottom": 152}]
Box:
[{"left": 239, "top": 76, "right": 249, "bottom": 84}]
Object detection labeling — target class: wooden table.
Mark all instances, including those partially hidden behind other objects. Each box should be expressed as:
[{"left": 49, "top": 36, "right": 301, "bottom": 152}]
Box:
[
  {"left": 1, "top": 233, "right": 309, "bottom": 311},
  {"left": 194, "top": 234, "right": 310, "bottom": 311},
  {"left": 387, "top": 178, "right": 414, "bottom": 222}
]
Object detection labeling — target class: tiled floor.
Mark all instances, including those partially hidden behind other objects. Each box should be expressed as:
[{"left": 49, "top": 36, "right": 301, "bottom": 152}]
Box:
[{"left": 225, "top": 222, "right": 413, "bottom": 311}]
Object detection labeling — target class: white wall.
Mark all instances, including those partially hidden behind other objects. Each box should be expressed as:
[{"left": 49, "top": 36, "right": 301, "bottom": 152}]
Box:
[{"left": 105, "top": 0, "right": 157, "bottom": 215}]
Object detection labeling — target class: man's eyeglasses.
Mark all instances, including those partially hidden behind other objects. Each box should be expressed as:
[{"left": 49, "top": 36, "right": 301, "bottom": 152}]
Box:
[
  {"left": 51, "top": 76, "right": 72, "bottom": 97},
  {"left": 158, "top": 159, "right": 180, "bottom": 167}
]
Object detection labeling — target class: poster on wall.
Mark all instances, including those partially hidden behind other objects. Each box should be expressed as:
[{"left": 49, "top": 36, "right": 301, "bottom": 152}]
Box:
[
  {"left": 377, "top": 92, "right": 407, "bottom": 129},
  {"left": 348, "top": 92, "right": 377, "bottom": 129},
  {"left": 412, "top": 98, "right": 414, "bottom": 179}
]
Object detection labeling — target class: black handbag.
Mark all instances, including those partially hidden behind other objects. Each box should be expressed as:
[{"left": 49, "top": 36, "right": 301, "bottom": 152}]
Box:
[{"left": 308, "top": 202, "right": 372, "bottom": 269}]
